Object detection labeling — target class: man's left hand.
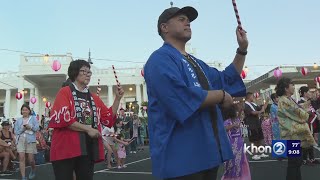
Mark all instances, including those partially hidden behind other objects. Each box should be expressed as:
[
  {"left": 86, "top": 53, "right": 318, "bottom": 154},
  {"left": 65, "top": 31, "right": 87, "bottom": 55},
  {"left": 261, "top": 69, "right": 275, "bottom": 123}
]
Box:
[{"left": 236, "top": 26, "right": 248, "bottom": 51}]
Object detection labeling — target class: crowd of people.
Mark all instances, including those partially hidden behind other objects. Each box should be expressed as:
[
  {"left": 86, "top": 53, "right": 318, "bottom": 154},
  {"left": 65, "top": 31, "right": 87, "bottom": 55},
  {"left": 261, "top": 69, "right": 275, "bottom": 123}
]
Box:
[
  {"left": 0, "top": 60, "right": 148, "bottom": 180},
  {"left": 0, "top": 104, "right": 50, "bottom": 179},
  {"left": 220, "top": 78, "right": 320, "bottom": 180},
  {"left": 0, "top": 4, "right": 319, "bottom": 180}
]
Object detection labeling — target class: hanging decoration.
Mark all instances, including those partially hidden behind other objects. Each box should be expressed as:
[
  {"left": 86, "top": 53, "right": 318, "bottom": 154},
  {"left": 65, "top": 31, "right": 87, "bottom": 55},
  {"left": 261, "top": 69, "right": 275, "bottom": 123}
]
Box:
[
  {"left": 300, "top": 67, "right": 308, "bottom": 76},
  {"left": 16, "top": 92, "right": 23, "bottom": 100},
  {"left": 240, "top": 70, "right": 247, "bottom": 79},
  {"left": 253, "top": 92, "right": 260, "bottom": 99},
  {"left": 244, "top": 66, "right": 249, "bottom": 73},
  {"left": 52, "top": 60, "right": 62, "bottom": 72},
  {"left": 313, "top": 63, "right": 318, "bottom": 69},
  {"left": 30, "top": 97, "right": 37, "bottom": 104},
  {"left": 273, "top": 68, "right": 282, "bottom": 79},
  {"left": 45, "top": 101, "right": 51, "bottom": 108},
  {"left": 315, "top": 77, "right": 320, "bottom": 84}
]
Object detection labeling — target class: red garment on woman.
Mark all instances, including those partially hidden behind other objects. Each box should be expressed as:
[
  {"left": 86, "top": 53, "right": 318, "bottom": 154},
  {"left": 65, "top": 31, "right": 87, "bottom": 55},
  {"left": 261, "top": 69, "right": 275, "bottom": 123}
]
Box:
[{"left": 48, "top": 86, "right": 116, "bottom": 162}]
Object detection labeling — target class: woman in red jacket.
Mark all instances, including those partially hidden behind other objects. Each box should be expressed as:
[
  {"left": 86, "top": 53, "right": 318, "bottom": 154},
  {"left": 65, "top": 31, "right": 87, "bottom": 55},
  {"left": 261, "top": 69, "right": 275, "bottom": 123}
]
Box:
[{"left": 49, "top": 60, "right": 124, "bottom": 180}]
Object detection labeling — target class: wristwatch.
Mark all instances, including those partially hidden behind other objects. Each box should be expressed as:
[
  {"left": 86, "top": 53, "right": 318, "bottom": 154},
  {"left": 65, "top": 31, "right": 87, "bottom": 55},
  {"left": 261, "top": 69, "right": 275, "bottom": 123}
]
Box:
[{"left": 236, "top": 48, "right": 247, "bottom": 56}]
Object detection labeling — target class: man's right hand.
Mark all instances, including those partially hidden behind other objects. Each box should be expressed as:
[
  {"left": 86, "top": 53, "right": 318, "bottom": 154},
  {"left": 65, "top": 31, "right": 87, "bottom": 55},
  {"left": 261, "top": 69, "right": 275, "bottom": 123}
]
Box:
[{"left": 221, "top": 91, "right": 233, "bottom": 108}]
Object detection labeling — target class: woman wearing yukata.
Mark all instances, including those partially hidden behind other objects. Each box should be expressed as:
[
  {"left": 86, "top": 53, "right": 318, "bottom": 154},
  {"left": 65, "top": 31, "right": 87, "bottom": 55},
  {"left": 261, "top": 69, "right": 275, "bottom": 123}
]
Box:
[
  {"left": 275, "top": 77, "right": 316, "bottom": 180},
  {"left": 222, "top": 104, "right": 251, "bottom": 180},
  {"left": 48, "top": 60, "right": 124, "bottom": 180}
]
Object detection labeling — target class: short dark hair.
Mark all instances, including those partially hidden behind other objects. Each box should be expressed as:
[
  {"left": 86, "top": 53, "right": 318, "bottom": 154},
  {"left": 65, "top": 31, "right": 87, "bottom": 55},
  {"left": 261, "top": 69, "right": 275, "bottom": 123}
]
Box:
[
  {"left": 275, "top": 77, "right": 292, "bottom": 97},
  {"left": 68, "top": 60, "right": 91, "bottom": 82},
  {"left": 20, "top": 104, "right": 32, "bottom": 115},
  {"left": 245, "top": 92, "right": 253, "bottom": 99},
  {"left": 299, "top": 86, "right": 309, "bottom": 97},
  {"left": 270, "top": 93, "right": 278, "bottom": 102}
]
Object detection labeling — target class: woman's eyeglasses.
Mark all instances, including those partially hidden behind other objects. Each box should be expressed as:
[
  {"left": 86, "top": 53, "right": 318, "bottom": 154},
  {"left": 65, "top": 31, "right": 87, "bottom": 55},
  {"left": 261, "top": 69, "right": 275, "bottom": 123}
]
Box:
[{"left": 80, "top": 70, "right": 92, "bottom": 76}]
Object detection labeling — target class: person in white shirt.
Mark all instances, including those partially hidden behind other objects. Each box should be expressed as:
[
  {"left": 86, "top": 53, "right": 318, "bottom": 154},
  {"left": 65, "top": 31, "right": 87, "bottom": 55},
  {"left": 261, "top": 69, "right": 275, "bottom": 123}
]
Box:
[{"left": 102, "top": 119, "right": 122, "bottom": 169}]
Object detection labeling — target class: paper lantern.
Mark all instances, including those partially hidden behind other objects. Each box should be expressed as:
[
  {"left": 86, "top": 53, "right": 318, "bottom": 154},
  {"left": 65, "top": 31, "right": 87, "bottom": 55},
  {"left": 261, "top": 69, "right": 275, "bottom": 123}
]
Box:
[
  {"left": 52, "top": 60, "right": 61, "bottom": 72},
  {"left": 273, "top": 68, "right": 282, "bottom": 79},
  {"left": 244, "top": 66, "right": 249, "bottom": 73},
  {"left": 30, "top": 97, "right": 37, "bottom": 104},
  {"left": 300, "top": 67, "right": 308, "bottom": 76},
  {"left": 254, "top": 92, "right": 260, "bottom": 98},
  {"left": 15, "top": 92, "right": 23, "bottom": 100},
  {"left": 45, "top": 101, "right": 51, "bottom": 108},
  {"left": 143, "top": 106, "right": 147, "bottom": 110},
  {"left": 313, "top": 63, "right": 318, "bottom": 69},
  {"left": 315, "top": 77, "right": 320, "bottom": 83},
  {"left": 240, "top": 70, "right": 247, "bottom": 79}
]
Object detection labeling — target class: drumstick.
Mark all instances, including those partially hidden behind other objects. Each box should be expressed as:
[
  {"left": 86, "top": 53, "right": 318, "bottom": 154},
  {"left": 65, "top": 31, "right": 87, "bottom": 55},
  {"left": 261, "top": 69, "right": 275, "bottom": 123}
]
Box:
[
  {"left": 232, "top": 0, "right": 243, "bottom": 30},
  {"left": 112, "top": 65, "right": 121, "bottom": 90},
  {"left": 102, "top": 134, "right": 119, "bottom": 137}
]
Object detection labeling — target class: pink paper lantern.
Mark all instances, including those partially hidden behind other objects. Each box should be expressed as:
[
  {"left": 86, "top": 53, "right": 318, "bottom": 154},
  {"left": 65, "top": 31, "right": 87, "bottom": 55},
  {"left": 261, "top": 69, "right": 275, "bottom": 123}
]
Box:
[
  {"left": 301, "top": 67, "right": 308, "bottom": 76},
  {"left": 52, "top": 60, "right": 61, "bottom": 72},
  {"left": 315, "top": 77, "right": 320, "bottom": 83},
  {"left": 15, "top": 92, "right": 23, "bottom": 100},
  {"left": 45, "top": 101, "right": 51, "bottom": 108},
  {"left": 254, "top": 92, "right": 260, "bottom": 98},
  {"left": 143, "top": 106, "right": 147, "bottom": 110},
  {"left": 30, "top": 97, "right": 37, "bottom": 104},
  {"left": 240, "top": 70, "right": 247, "bottom": 79},
  {"left": 273, "top": 68, "right": 282, "bottom": 79}
]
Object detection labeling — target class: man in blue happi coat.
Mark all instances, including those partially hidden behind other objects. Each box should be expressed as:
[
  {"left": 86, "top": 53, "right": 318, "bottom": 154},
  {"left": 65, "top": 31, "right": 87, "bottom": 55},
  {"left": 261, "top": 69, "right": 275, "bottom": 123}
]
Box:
[{"left": 144, "top": 5, "right": 248, "bottom": 180}]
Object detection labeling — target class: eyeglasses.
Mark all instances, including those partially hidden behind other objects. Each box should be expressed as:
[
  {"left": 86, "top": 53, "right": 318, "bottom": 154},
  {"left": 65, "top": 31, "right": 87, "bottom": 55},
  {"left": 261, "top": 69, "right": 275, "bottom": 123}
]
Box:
[{"left": 80, "top": 70, "right": 92, "bottom": 76}]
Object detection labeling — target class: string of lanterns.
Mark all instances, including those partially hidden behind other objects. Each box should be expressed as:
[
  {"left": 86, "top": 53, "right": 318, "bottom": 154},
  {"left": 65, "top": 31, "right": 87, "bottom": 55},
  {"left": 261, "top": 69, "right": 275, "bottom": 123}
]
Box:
[
  {"left": 240, "top": 65, "right": 320, "bottom": 81},
  {"left": 15, "top": 92, "right": 52, "bottom": 107}
]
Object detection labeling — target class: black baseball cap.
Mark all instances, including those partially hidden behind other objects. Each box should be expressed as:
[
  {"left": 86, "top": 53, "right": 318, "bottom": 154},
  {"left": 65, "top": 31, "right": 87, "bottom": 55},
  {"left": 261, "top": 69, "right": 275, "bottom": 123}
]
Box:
[{"left": 157, "top": 6, "right": 198, "bottom": 35}]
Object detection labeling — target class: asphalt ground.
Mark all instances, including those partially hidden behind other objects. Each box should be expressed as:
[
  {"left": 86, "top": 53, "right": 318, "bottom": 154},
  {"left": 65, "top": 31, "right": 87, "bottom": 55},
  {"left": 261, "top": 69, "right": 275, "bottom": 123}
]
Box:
[{"left": 1, "top": 146, "right": 320, "bottom": 180}]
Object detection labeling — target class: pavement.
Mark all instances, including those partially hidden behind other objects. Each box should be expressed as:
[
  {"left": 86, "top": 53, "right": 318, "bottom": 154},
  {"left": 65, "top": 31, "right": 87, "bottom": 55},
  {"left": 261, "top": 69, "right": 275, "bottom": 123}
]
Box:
[{"left": 1, "top": 146, "right": 320, "bottom": 180}]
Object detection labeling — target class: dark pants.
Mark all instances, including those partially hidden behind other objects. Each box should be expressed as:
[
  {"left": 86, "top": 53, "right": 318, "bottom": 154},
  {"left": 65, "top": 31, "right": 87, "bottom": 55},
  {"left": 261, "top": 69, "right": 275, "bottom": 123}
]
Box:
[
  {"left": 164, "top": 167, "right": 219, "bottom": 180},
  {"left": 286, "top": 156, "right": 303, "bottom": 180},
  {"left": 52, "top": 155, "right": 94, "bottom": 180},
  {"left": 302, "top": 147, "right": 314, "bottom": 160},
  {"left": 130, "top": 139, "right": 137, "bottom": 151}
]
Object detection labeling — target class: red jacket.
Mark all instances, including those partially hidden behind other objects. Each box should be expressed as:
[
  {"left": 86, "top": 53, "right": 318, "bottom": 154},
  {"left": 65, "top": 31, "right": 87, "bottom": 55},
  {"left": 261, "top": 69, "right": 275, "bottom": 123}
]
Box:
[{"left": 48, "top": 86, "right": 116, "bottom": 162}]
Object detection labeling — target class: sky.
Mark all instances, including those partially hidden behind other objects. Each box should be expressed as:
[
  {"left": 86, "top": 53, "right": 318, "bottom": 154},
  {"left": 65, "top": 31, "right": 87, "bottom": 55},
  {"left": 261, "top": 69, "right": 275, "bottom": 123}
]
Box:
[{"left": 0, "top": 0, "right": 319, "bottom": 80}]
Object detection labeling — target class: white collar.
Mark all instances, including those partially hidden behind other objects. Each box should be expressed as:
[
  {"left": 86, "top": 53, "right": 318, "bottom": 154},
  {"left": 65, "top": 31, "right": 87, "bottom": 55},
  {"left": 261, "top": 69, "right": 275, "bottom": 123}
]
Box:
[
  {"left": 245, "top": 101, "right": 257, "bottom": 111},
  {"left": 72, "top": 82, "right": 89, "bottom": 93}
]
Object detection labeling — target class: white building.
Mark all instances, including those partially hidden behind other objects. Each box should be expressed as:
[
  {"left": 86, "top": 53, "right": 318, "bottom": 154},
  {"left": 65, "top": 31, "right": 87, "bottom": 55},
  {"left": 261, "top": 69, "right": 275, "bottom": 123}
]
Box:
[
  {"left": 0, "top": 53, "right": 148, "bottom": 119},
  {"left": 245, "top": 65, "right": 320, "bottom": 103},
  {"left": 0, "top": 45, "right": 225, "bottom": 119}
]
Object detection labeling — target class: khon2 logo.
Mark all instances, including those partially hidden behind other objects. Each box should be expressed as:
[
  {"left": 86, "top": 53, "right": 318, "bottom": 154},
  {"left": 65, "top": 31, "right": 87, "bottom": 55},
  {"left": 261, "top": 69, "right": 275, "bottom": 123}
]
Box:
[
  {"left": 272, "top": 140, "right": 287, "bottom": 157},
  {"left": 244, "top": 140, "right": 301, "bottom": 158}
]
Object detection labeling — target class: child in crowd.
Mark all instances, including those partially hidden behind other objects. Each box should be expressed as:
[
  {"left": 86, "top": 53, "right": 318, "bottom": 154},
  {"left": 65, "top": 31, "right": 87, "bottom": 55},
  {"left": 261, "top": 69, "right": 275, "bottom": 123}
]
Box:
[{"left": 114, "top": 134, "right": 134, "bottom": 169}]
